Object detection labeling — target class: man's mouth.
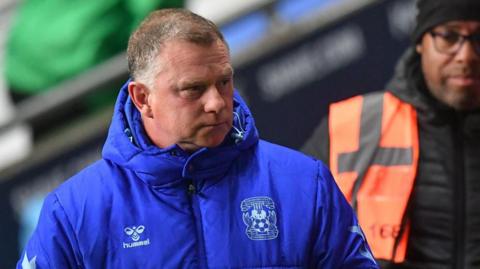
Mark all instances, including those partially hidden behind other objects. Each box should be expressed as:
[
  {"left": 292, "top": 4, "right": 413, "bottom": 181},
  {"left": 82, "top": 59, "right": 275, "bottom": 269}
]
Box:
[
  {"left": 448, "top": 74, "right": 480, "bottom": 87},
  {"left": 202, "top": 121, "right": 230, "bottom": 131},
  {"left": 205, "top": 122, "right": 225, "bottom": 127}
]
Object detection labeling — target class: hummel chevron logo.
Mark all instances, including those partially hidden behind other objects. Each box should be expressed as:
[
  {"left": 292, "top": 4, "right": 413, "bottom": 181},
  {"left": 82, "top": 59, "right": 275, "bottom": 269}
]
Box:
[
  {"left": 123, "top": 225, "right": 151, "bottom": 249},
  {"left": 124, "top": 225, "right": 145, "bottom": 241}
]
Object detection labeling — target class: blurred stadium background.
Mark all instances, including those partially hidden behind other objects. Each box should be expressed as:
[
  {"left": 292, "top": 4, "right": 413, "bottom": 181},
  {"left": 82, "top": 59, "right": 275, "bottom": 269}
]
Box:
[{"left": 0, "top": 0, "right": 415, "bottom": 267}]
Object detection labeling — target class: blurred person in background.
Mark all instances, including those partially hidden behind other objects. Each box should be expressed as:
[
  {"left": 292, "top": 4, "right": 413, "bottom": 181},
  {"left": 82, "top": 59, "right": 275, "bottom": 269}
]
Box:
[
  {"left": 6, "top": 0, "right": 183, "bottom": 103},
  {"left": 5, "top": 0, "right": 183, "bottom": 138},
  {"left": 17, "top": 9, "right": 378, "bottom": 268},
  {"left": 302, "top": 0, "right": 480, "bottom": 268}
]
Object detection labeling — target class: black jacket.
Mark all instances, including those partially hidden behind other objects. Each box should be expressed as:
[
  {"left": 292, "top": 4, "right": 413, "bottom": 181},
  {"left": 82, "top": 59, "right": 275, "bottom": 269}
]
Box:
[{"left": 302, "top": 48, "right": 480, "bottom": 269}]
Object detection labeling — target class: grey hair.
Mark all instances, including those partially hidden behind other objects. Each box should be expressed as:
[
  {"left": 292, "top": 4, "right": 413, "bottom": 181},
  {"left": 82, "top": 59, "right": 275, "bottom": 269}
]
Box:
[{"left": 127, "top": 8, "right": 228, "bottom": 87}]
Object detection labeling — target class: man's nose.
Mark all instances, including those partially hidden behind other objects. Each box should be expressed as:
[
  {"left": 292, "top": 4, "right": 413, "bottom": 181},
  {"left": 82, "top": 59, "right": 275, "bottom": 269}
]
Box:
[
  {"left": 204, "top": 86, "right": 226, "bottom": 113},
  {"left": 455, "top": 39, "right": 480, "bottom": 62}
]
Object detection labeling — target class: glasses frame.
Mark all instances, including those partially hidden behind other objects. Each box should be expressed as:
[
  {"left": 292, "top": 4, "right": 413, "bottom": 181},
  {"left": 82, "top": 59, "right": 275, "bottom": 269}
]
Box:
[{"left": 429, "top": 31, "right": 480, "bottom": 56}]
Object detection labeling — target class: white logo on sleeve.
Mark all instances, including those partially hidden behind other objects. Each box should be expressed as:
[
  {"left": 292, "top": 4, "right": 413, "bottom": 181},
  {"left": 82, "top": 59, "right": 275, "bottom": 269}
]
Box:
[
  {"left": 21, "top": 252, "right": 37, "bottom": 269},
  {"left": 241, "top": 196, "right": 279, "bottom": 240},
  {"left": 122, "top": 225, "right": 151, "bottom": 249}
]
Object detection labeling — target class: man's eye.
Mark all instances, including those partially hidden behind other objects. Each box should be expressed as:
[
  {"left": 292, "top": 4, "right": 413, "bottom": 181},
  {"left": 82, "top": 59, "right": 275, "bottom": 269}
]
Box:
[
  {"left": 221, "top": 78, "right": 231, "bottom": 86},
  {"left": 180, "top": 85, "right": 205, "bottom": 98},
  {"left": 217, "top": 77, "right": 233, "bottom": 89},
  {"left": 189, "top": 85, "right": 205, "bottom": 92},
  {"left": 441, "top": 32, "right": 460, "bottom": 44}
]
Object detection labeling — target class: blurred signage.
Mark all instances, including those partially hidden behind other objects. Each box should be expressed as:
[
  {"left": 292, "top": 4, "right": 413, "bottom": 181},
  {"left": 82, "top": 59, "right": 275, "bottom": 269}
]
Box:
[{"left": 235, "top": 0, "right": 415, "bottom": 148}]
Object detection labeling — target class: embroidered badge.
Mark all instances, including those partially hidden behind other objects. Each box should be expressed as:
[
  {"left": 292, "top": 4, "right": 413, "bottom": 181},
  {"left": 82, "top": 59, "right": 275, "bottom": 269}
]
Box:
[
  {"left": 241, "top": 196, "right": 279, "bottom": 240},
  {"left": 122, "top": 225, "right": 150, "bottom": 249}
]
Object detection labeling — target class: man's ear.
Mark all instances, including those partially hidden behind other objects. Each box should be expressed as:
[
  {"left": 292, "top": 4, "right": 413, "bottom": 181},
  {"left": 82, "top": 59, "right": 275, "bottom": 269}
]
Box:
[
  {"left": 128, "top": 81, "right": 153, "bottom": 118},
  {"left": 416, "top": 43, "right": 423, "bottom": 54}
]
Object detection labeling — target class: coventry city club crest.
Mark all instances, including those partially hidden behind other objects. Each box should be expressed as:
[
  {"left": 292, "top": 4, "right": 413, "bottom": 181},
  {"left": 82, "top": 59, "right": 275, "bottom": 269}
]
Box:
[{"left": 241, "top": 196, "right": 279, "bottom": 240}]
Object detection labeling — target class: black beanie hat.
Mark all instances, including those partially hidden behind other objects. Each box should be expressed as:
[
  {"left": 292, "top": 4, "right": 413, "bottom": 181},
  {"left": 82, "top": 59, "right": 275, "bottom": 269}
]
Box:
[{"left": 412, "top": 0, "right": 480, "bottom": 44}]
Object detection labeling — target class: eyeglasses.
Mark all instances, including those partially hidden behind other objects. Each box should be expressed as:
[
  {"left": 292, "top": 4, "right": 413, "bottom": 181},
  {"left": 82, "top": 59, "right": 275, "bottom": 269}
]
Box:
[{"left": 429, "top": 31, "right": 480, "bottom": 56}]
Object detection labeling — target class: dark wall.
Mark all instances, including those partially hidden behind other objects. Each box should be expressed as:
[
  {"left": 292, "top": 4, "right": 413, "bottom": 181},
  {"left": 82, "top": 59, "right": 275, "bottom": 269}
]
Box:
[{"left": 235, "top": 0, "right": 416, "bottom": 149}]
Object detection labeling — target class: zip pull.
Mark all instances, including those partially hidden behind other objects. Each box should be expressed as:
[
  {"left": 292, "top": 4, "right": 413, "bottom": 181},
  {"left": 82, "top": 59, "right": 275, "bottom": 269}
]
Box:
[{"left": 188, "top": 181, "right": 196, "bottom": 195}]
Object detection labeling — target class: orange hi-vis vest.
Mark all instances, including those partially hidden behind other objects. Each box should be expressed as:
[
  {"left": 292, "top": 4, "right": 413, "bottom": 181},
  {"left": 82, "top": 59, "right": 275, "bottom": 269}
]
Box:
[{"left": 329, "top": 91, "right": 419, "bottom": 263}]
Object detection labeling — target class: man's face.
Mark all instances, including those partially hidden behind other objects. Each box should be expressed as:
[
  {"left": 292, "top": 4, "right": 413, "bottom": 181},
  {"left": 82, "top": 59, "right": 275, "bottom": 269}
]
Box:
[
  {"left": 416, "top": 20, "right": 480, "bottom": 110},
  {"left": 138, "top": 39, "right": 234, "bottom": 152}
]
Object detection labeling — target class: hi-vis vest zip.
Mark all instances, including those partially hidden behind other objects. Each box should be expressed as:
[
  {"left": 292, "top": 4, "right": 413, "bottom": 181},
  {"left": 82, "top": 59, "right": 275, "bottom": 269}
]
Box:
[{"left": 329, "top": 91, "right": 419, "bottom": 263}]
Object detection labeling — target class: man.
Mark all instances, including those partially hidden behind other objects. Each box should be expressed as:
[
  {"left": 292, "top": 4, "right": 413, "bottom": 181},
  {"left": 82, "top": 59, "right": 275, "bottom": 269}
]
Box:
[
  {"left": 18, "top": 9, "right": 377, "bottom": 268},
  {"left": 302, "top": 0, "right": 480, "bottom": 268}
]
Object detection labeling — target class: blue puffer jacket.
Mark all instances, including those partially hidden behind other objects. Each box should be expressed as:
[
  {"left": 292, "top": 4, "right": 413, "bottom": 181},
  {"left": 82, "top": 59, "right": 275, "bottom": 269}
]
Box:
[{"left": 18, "top": 82, "right": 378, "bottom": 269}]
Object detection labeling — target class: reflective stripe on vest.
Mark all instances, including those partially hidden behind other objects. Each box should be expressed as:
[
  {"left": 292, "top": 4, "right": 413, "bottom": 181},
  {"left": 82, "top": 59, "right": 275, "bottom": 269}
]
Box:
[{"left": 329, "top": 92, "right": 419, "bottom": 262}]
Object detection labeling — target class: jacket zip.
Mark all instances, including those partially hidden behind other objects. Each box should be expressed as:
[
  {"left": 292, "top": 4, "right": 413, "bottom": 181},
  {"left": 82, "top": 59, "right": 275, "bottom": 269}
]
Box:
[
  {"left": 188, "top": 180, "right": 208, "bottom": 269},
  {"left": 453, "top": 114, "right": 465, "bottom": 269}
]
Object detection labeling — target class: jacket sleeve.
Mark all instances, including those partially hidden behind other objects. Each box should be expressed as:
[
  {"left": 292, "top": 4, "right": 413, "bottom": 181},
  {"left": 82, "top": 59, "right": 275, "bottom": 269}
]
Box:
[
  {"left": 301, "top": 116, "right": 330, "bottom": 165},
  {"left": 17, "top": 193, "right": 81, "bottom": 269},
  {"left": 312, "top": 162, "right": 378, "bottom": 269}
]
